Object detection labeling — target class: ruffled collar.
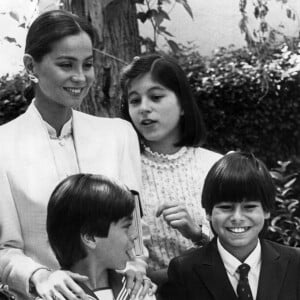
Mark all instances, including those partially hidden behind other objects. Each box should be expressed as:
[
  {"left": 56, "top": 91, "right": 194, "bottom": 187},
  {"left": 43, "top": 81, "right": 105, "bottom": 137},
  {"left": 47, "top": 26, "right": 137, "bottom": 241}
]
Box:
[{"left": 143, "top": 145, "right": 188, "bottom": 161}]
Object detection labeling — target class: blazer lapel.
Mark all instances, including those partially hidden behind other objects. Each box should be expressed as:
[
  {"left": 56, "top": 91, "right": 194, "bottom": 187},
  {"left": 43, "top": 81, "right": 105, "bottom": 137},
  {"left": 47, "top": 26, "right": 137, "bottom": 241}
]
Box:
[
  {"left": 256, "top": 240, "right": 288, "bottom": 300},
  {"left": 193, "top": 239, "right": 237, "bottom": 300}
]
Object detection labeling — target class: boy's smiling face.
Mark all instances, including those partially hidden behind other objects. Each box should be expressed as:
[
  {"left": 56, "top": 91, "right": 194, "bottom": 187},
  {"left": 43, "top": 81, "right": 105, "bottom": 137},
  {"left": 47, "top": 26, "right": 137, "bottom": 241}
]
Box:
[{"left": 209, "top": 200, "right": 270, "bottom": 261}]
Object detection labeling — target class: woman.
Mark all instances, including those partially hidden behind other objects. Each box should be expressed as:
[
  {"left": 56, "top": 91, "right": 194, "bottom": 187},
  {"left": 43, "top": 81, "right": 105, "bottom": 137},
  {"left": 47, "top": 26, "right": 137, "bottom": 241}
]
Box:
[
  {"left": 120, "top": 54, "right": 222, "bottom": 284},
  {"left": 0, "top": 10, "right": 147, "bottom": 300}
]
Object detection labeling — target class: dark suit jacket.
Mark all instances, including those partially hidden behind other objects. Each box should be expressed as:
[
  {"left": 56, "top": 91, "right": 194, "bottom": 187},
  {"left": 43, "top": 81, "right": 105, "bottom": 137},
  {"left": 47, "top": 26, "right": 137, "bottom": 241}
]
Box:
[{"left": 160, "top": 238, "right": 300, "bottom": 300}]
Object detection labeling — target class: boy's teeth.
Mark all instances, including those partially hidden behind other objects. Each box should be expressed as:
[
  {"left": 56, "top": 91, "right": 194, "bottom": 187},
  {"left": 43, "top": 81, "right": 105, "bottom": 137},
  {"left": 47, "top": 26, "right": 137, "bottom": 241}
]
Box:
[{"left": 229, "top": 227, "right": 248, "bottom": 233}]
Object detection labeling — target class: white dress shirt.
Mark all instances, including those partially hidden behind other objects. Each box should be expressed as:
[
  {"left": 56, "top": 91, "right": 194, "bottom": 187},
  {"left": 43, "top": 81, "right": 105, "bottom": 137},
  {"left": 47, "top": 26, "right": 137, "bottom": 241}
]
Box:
[{"left": 217, "top": 238, "right": 262, "bottom": 299}]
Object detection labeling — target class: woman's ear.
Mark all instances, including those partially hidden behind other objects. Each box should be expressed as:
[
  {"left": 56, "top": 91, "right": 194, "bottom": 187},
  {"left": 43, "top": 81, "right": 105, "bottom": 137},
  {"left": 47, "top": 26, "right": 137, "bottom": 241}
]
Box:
[
  {"left": 23, "top": 54, "right": 39, "bottom": 83},
  {"left": 81, "top": 233, "right": 97, "bottom": 250}
]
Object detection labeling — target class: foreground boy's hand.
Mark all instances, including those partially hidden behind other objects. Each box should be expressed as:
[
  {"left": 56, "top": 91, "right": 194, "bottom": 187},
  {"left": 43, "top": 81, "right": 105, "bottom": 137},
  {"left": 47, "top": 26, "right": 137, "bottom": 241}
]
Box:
[
  {"left": 125, "top": 269, "right": 156, "bottom": 299},
  {"left": 31, "top": 269, "right": 89, "bottom": 300},
  {"left": 156, "top": 202, "right": 203, "bottom": 242}
]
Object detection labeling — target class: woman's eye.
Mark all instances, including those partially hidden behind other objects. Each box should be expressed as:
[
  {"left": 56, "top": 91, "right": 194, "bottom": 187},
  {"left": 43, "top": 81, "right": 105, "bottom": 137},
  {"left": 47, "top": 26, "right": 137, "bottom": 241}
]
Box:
[
  {"left": 84, "top": 62, "right": 93, "bottom": 69},
  {"left": 58, "top": 63, "right": 72, "bottom": 69}
]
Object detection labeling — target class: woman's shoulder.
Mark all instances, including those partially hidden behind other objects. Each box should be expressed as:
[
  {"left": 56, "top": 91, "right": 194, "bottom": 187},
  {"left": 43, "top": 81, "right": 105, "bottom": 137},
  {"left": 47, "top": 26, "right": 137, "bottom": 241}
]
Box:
[{"left": 74, "top": 111, "right": 135, "bottom": 133}]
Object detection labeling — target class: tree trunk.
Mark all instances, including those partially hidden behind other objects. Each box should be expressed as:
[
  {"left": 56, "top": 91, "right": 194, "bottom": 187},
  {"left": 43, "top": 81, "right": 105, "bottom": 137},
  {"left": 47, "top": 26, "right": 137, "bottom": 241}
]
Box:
[{"left": 63, "top": 0, "right": 140, "bottom": 117}]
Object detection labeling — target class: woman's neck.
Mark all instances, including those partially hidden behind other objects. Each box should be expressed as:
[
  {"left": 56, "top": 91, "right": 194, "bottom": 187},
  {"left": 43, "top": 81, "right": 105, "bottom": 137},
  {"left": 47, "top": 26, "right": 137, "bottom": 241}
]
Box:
[
  {"left": 34, "top": 95, "right": 72, "bottom": 136},
  {"left": 71, "top": 259, "right": 109, "bottom": 290}
]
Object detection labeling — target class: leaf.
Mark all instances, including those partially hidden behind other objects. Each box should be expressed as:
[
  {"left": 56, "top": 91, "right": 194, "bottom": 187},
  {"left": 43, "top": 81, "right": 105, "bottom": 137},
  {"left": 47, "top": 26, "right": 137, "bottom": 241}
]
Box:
[
  {"left": 157, "top": 26, "right": 174, "bottom": 37},
  {"left": 4, "top": 36, "right": 17, "bottom": 44},
  {"left": 9, "top": 11, "right": 19, "bottom": 22},
  {"left": 175, "top": 0, "right": 193, "bottom": 19},
  {"left": 137, "top": 12, "right": 148, "bottom": 23},
  {"left": 18, "top": 23, "right": 26, "bottom": 28},
  {"left": 153, "top": 10, "right": 170, "bottom": 26},
  {"left": 167, "top": 39, "right": 181, "bottom": 53}
]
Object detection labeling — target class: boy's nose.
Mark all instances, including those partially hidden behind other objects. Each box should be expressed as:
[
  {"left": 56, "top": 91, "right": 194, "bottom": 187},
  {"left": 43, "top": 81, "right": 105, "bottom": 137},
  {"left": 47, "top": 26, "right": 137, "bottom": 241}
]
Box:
[
  {"left": 139, "top": 98, "right": 151, "bottom": 113},
  {"left": 230, "top": 206, "right": 245, "bottom": 222}
]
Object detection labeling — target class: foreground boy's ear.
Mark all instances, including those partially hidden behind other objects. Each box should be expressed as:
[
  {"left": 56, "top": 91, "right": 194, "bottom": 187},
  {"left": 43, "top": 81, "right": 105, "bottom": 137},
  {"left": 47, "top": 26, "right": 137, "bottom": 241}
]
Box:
[{"left": 81, "top": 233, "right": 97, "bottom": 249}]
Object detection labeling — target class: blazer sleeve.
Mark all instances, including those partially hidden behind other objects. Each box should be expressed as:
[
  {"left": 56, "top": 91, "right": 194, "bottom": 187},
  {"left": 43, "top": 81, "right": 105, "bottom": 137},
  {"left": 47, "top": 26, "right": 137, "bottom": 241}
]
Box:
[
  {"left": 0, "top": 167, "right": 45, "bottom": 296},
  {"left": 119, "top": 121, "right": 142, "bottom": 193},
  {"left": 159, "top": 258, "right": 187, "bottom": 300}
]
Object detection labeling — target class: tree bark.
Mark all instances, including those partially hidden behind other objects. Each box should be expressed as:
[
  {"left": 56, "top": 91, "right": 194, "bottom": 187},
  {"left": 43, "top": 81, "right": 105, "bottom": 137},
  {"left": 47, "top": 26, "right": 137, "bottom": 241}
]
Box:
[{"left": 63, "top": 0, "right": 140, "bottom": 117}]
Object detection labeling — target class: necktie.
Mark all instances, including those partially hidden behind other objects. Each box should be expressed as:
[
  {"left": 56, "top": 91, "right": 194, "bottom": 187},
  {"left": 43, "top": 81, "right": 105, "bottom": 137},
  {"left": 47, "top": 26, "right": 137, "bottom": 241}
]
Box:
[{"left": 237, "top": 263, "right": 253, "bottom": 300}]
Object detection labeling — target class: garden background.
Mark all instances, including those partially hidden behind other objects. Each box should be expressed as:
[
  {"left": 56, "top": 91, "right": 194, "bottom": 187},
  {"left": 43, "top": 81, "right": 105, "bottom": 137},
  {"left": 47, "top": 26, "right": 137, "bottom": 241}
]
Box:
[{"left": 0, "top": 0, "right": 299, "bottom": 247}]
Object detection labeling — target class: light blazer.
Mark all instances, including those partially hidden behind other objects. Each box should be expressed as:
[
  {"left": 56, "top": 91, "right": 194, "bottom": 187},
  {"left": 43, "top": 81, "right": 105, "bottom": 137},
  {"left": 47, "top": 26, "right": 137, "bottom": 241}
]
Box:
[
  {"left": 160, "top": 238, "right": 300, "bottom": 300},
  {"left": 0, "top": 104, "right": 141, "bottom": 298}
]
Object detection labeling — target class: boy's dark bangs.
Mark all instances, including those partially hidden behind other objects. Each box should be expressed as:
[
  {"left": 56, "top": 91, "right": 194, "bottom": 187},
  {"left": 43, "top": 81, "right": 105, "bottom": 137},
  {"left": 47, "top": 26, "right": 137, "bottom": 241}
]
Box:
[{"left": 213, "top": 162, "right": 269, "bottom": 205}]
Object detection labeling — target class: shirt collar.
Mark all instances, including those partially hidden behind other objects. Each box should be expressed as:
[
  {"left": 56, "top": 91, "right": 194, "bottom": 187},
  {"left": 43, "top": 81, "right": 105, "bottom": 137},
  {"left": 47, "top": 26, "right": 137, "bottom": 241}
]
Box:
[
  {"left": 217, "top": 238, "right": 261, "bottom": 276},
  {"left": 31, "top": 100, "right": 73, "bottom": 139}
]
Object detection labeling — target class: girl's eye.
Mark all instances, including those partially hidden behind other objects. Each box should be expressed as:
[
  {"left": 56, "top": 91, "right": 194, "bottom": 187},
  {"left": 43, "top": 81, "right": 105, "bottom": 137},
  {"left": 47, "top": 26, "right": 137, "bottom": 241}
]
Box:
[{"left": 129, "top": 98, "right": 140, "bottom": 105}]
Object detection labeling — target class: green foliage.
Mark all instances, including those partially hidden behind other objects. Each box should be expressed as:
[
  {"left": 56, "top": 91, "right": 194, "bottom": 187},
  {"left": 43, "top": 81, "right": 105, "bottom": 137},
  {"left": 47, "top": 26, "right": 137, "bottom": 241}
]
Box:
[
  {"left": 174, "top": 44, "right": 300, "bottom": 167},
  {"left": 0, "top": 73, "right": 30, "bottom": 125},
  {"left": 267, "top": 158, "right": 300, "bottom": 247},
  {"left": 137, "top": 0, "right": 192, "bottom": 53}
]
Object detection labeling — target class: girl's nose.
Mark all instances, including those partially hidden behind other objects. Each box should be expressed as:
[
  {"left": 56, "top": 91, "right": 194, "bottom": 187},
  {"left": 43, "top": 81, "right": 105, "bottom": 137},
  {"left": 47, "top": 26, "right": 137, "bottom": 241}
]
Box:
[{"left": 139, "top": 98, "right": 151, "bottom": 113}]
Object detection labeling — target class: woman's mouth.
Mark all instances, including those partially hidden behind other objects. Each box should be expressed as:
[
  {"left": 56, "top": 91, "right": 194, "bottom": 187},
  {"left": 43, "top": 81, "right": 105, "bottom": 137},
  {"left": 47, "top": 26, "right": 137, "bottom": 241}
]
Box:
[{"left": 63, "top": 87, "right": 84, "bottom": 96}]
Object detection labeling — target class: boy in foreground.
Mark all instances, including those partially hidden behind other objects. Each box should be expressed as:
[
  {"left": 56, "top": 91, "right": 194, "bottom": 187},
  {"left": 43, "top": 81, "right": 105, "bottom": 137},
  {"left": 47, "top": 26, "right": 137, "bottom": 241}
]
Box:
[
  {"left": 161, "top": 152, "right": 300, "bottom": 300},
  {"left": 46, "top": 174, "right": 156, "bottom": 300}
]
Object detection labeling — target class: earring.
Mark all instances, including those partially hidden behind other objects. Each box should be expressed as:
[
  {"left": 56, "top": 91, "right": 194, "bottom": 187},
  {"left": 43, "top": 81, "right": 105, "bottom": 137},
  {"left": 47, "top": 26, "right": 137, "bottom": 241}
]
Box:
[{"left": 28, "top": 74, "right": 39, "bottom": 84}]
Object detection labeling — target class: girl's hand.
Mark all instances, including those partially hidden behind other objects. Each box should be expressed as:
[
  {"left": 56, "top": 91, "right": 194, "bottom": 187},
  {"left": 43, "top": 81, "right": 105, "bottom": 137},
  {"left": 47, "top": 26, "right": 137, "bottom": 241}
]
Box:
[
  {"left": 156, "top": 202, "right": 202, "bottom": 241},
  {"left": 31, "top": 269, "right": 89, "bottom": 300}
]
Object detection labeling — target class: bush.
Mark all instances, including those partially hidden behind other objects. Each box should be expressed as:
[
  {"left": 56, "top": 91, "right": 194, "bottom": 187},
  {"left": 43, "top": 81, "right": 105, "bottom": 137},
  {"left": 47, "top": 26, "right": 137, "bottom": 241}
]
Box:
[
  {"left": 176, "top": 45, "right": 300, "bottom": 167},
  {"left": 0, "top": 72, "right": 31, "bottom": 125},
  {"left": 266, "top": 157, "right": 300, "bottom": 246}
]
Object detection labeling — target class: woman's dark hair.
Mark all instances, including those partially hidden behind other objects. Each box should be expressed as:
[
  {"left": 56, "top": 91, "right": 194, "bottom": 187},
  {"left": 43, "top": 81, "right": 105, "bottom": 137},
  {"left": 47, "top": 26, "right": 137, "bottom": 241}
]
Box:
[
  {"left": 202, "top": 152, "right": 275, "bottom": 215},
  {"left": 120, "top": 54, "right": 206, "bottom": 148},
  {"left": 25, "top": 9, "right": 96, "bottom": 62},
  {"left": 47, "top": 174, "right": 135, "bottom": 269}
]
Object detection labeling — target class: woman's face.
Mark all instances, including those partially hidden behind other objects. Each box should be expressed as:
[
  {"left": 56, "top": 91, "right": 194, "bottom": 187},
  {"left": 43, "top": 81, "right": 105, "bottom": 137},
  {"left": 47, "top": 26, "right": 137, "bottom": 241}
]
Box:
[
  {"left": 127, "top": 72, "right": 182, "bottom": 153},
  {"left": 31, "top": 32, "right": 94, "bottom": 109}
]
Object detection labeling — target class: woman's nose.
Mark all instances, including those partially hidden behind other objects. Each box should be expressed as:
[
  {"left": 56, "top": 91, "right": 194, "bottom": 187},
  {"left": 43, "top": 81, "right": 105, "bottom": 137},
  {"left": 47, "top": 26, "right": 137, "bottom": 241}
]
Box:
[{"left": 71, "top": 70, "right": 86, "bottom": 82}]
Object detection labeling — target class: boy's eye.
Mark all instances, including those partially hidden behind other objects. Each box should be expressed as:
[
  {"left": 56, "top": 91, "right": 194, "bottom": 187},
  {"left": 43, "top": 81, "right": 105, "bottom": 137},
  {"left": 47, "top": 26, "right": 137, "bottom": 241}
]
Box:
[
  {"left": 244, "top": 204, "right": 258, "bottom": 209},
  {"left": 216, "top": 204, "right": 233, "bottom": 210},
  {"left": 151, "top": 94, "right": 163, "bottom": 101}
]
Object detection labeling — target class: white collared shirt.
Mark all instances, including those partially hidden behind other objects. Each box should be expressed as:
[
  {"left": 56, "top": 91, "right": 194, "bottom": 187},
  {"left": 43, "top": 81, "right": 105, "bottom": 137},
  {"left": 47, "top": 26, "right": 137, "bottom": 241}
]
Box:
[
  {"left": 32, "top": 103, "right": 79, "bottom": 180},
  {"left": 217, "top": 238, "right": 262, "bottom": 299}
]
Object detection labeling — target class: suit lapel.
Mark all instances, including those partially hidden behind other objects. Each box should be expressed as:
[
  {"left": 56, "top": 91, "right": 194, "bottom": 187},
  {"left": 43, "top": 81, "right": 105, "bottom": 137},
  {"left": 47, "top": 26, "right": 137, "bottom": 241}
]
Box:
[
  {"left": 193, "top": 239, "right": 238, "bottom": 300},
  {"left": 256, "top": 240, "right": 289, "bottom": 300}
]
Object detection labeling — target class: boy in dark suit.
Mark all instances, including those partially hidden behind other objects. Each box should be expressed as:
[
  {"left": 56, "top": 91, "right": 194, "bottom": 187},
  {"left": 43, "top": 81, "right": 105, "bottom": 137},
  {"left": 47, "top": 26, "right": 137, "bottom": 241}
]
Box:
[{"left": 161, "top": 152, "right": 300, "bottom": 300}]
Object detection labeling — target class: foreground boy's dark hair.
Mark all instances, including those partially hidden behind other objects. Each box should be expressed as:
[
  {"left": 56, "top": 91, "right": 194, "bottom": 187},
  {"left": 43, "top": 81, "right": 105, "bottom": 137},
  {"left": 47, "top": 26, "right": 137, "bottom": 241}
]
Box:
[
  {"left": 202, "top": 152, "right": 275, "bottom": 215},
  {"left": 47, "top": 174, "right": 135, "bottom": 269}
]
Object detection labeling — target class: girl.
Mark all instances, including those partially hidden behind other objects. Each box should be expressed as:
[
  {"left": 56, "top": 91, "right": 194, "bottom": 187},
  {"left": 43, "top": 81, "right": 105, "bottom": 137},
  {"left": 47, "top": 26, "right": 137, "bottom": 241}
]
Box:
[
  {"left": 0, "top": 10, "right": 147, "bottom": 300},
  {"left": 120, "top": 54, "right": 222, "bottom": 283}
]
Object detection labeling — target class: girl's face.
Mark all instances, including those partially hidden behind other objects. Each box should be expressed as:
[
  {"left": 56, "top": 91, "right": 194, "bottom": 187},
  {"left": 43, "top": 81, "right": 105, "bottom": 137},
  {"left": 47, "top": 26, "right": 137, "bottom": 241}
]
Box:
[
  {"left": 31, "top": 32, "right": 94, "bottom": 109},
  {"left": 128, "top": 72, "right": 182, "bottom": 154}
]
